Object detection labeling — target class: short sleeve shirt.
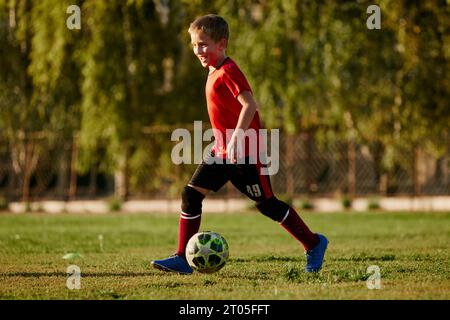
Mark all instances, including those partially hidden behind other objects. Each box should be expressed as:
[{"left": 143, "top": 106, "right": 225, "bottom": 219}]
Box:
[{"left": 205, "top": 57, "right": 262, "bottom": 158}]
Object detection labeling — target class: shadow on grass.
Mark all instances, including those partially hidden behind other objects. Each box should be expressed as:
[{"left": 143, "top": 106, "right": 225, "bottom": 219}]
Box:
[
  {"left": 0, "top": 271, "right": 161, "bottom": 278},
  {"left": 334, "top": 253, "right": 396, "bottom": 262},
  {"left": 283, "top": 265, "right": 370, "bottom": 284},
  {"left": 231, "top": 255, "right": 303, "bottom": 263}
]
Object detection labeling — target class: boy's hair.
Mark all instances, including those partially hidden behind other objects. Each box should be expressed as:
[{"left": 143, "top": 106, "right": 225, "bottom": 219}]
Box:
[{"left": 188, "top": 14, "right": 229, "bottom": 42}]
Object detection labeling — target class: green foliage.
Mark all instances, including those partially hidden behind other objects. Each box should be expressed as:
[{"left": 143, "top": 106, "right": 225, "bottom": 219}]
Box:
[
  {"left": 367, "top": 197, "right": 381, "bottom": 210},
  {"left": 0, "top": 1, "right": 448, "bottom": 196},
  {"left": 341, "top": 195, "right": 352, "bottom": 210},
  {"left": 24, "top": 202, "right": 32, "bottom": 213},
  {"left": 298, "top": 198, "right": 314, "bottom": 210},
  {"left": 0, "top": 196, "right": 8, "bottom": 211},
  {"left": 107, "top": 197, "right": 123, "bottom": 212}
]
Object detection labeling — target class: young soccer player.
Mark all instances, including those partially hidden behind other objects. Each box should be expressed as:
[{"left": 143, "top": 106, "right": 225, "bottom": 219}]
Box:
[{"left": 151, "top": 14, "right": 328, "bottom": 274}]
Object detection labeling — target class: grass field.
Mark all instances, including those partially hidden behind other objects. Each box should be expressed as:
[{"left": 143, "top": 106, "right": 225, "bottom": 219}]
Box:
[{"left": 0, "top": 210, "right": 449, "bottom": 300}]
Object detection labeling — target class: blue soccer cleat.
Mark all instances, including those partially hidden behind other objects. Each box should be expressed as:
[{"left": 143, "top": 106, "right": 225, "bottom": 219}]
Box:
[
  {"left": 151, "top": 254, "right": 193, "bottom": 275},
  {"left": 305, "top": 234, "right": 329, "bottom": 272}
]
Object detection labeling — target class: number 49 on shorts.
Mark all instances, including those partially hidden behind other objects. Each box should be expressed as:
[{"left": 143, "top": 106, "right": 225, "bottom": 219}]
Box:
[{"left": 246, "top": 184, "right": 261, "bottom": 197}]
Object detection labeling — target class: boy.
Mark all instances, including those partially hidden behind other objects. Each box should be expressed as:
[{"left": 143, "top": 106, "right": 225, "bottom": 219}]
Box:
[{"left": 151, "top": 14, "right": 328, "bottom": 274}]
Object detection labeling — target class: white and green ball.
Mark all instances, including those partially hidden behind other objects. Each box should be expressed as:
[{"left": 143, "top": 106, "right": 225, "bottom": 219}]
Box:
[{"left": 186, "top": 231, "right": 229, "bottom": 273}]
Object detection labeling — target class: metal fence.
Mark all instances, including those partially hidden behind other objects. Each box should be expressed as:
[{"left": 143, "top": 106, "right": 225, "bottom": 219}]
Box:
[
  {"left": 0, "top": 129, "right": 449, "bottom": 202},
  {"left": 272, "top": 134, "right": 450, "bottom": 197}
]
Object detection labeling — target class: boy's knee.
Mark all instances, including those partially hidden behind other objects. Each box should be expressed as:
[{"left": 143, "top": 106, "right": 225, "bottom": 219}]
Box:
[
  {"left": 255, "top": 196, "right": 290, "bottom": 222},
  {"left": 181, "top": 185, "right": 205, "bottom": 216}
]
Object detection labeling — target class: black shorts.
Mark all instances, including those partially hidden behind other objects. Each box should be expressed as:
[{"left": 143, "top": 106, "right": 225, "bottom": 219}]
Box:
[{"left": 189, "top": 154, "right": 274, "bottom": 202}]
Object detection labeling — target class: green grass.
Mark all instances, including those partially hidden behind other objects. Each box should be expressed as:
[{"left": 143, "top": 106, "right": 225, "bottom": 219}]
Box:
[{"left": 0, "top": 211, "right": 449, "bottom": 300}]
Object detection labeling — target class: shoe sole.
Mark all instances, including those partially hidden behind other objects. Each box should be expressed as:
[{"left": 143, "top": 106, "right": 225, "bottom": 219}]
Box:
[{"left": 151, "top": 261, "right": 193, "bottom": 275}]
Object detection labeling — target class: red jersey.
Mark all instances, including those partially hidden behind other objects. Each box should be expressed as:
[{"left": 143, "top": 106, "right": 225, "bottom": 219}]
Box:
[{"left": 205, "top": 57, "right": 262, "bottom": 158}]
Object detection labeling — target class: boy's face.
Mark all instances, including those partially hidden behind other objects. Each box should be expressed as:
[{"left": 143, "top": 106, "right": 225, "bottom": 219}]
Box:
[{"left": 190, "top": 30, "right": 227, "bottom": 68}]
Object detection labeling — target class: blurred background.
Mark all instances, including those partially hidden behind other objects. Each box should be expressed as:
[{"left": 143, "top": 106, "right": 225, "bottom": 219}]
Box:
[{"left": 0, "top": 0, "right": 448, "bottom": 209}]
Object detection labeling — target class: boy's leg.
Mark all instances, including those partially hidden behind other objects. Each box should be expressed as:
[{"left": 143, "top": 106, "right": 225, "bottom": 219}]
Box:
[
  {"left": 151, "top": 184, "right": 206, "bottom": 275},
  {"left": 230, "top": 160, "right": 327, "bottom": 271},
  {"left": 276, "top": 206, "right": 319, "bottom": 250},
  {"left": 231, "top": 164, "right": 328, "bottom": 272},
  {"left": 230, "top": 161, "right": 318, "bottom": 250},
  {"left": 176, "top": 184, "right": 208, "bottom": 258},
  {"left": 152, "top": 155, "right": 229, "bottom": 274},
  {"left": 176, "top": 156, "right": 229, "bottom": 257}
]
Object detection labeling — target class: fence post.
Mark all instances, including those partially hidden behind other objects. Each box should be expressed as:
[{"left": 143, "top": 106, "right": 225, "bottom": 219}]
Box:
[
  {"left": 305, "top": 130, "right": 314, "bottom": 194},
  {"left": 68, "top": 134, "right": 78, "bottom": 201},
  {"left": 285, "top": 134, "right": 295, "bottom": 195},
  {"left": 114, "top": 143, "right": 129, "bottom": 201},
  {"left": 348, "top": 140, "right": 356, "bottom": 197},
  {"left": 21, "top": 133, "right": 31, "bottom": 203},
  {"left": 412, "top": 145, "right": 421, "bottom": 196},
  {"left": 57, "top": 140, "right": 70, "bottom": 200}
]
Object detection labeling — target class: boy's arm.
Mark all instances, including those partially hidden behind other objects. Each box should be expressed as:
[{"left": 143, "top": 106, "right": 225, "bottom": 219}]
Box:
[{"left": 226, "top": 91, "right": 259, "bottom": 163}]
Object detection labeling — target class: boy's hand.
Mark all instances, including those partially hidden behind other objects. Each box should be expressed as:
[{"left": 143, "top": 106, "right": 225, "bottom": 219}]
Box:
[
  {"left": 226, "top": 135, "right": 237, "bottom": 163},
  {"left": 226, "top": 134, "right": 242, "bottom": 164}
]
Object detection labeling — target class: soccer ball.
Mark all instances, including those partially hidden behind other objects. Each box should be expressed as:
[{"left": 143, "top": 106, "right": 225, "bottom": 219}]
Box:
[{"left": 185, "top": 231, "right": 229, "bottom": 273}]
